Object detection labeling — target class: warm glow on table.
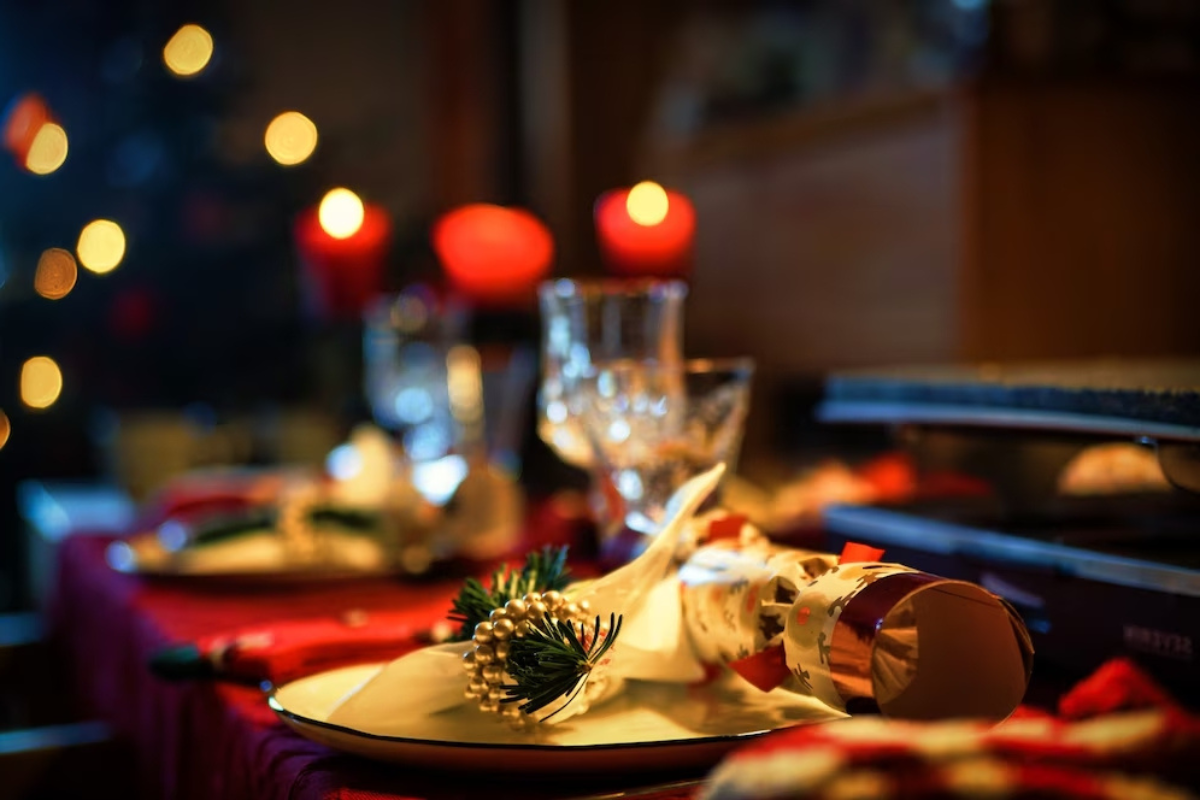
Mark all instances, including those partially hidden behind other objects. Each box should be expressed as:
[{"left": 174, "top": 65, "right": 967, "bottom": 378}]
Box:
[
  {"left": 77, "top": 220, "right": 126, "bottom": 274},
  {"left": 265, "top": 111, "right": 318, "bottom": 166},
  {"left": 433, "top": 204, "right": 553, "bottom": 306},
  {"left": 595, "top": 182, "right": 695, "bottom": 277},
  {"left": 319, "top": 188, "right": 365, "bottom": 239},
  {"left": 25, "top": 122, "right": 68, "bottom": 175},
  {"left": 164, "top": 24, "right": 214, "bottom": 77},
  {"left": 21, "top": 356, "right": 63, "bottom": 409},
  {"left": 34, "top": 248, "right": 78, "bottom": 299}
]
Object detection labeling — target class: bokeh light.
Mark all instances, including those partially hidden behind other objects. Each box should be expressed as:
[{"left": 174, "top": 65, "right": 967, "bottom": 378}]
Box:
[
  {"left": 318, "top": 188, "right": 365, "bottom": 239},
  {"left": 34, "top": 248, "right": 78, "bottom": 299},
  {"left": 0, "top": 409, "right": 9, "bottom": 451},
  {"left": 24, "top": 122, "right": 68, "bottom": 175},
  {"left": 432, "top": 204, "right": 554, "bottom": 304},
  {"left": 626, "top": 181, "right": 670, "bottom": 226},
  {"left": 163, "top": 24, "right": 214, "bottom": 77},
  {"left": 77, "top": 220, "right": 126, "bottom": 274},
  {"left": 20, "top": 356, "right": 63, "bottom": 409},
  {"left": 3, "top": 93, "right": 49, "bottom": 159},
  {"left": 265, "top": 111, "right": 318, "bottom": 166}
]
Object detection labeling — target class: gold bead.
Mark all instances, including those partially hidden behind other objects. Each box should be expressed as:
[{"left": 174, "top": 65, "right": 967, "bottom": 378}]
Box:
[
  {"left": 522, "top": 592, "right": 541, "bottom": 605},
  {"left": 487, "top": 687, "right": 506, "bottom": 702},
  {"left": 565, "top": 602, "right": 581, "bottom": 618},
  {"left": 474, "top": 644, "right": 495, "bottom": 665},
  {"left": 494, "top": 641, "right": 510, "bottom": 661},
  {"left": 515, "top": 620, "right": 535, "bottom": 638},
  {"left": 468, "top": 676, "right": 488, "bottom": 694},
  {"left": 577, "top": 599, "right": 592, "bottom": 615},
  {"left": 465, "top": 686, "right": 481, "bottom": 700},
  {"left": 489, "top": 608, "right": 508, "bottom": 622},
  {"left": 492, "top": 617, "right": 516, "bottom": 641},
  {"left": 543, "top": 590, "right": 563, "bottom": 608},
  {"left": 461, "top": 650, "right": 477, "bottom": 672},
  {"left": 474, "top": 621, "right": 494, "bottom": 643},
  {"left": 481, "top": 664, "right": 504, "bottom": 683},
  {"left": 528, "top": 601, "right": 548, "bottom": 619},
  {"left": 504, "top": 598, "right": 528, "bottom": 619},
  {"left": 500, "top": 703, "right": 523, "bottom": 719},
  {"left": 479, "top": 698, "right": 499, "bottom": 713}
]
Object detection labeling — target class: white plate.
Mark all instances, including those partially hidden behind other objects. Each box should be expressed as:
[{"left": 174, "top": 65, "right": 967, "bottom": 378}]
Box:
[
  {"left": 269, "top": 663, "right": 843, "bottom": 773},
  {"left": 105, "top": 529, "right": 396, "bottom": 585}
]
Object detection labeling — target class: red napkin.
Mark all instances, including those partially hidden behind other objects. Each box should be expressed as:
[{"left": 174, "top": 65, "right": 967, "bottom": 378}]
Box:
[
  {"left": 704, "top": 658, "right": 1200, "bottom": 799},
  {"left": 150, "top": 610, "right": 443, "bottom": 686}
]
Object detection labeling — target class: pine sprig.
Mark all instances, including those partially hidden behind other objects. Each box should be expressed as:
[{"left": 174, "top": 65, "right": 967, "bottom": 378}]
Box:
[
  {"left": 501, "top": 613, "right": 622, "bottom": 720},
  {"left": 447, "top": 546, "right": 571, "bottom": 641}
]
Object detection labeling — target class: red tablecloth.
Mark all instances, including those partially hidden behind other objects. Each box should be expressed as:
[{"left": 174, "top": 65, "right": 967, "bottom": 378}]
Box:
[{"left": 48, "top": 533, "right": 700, "bottom": 800}]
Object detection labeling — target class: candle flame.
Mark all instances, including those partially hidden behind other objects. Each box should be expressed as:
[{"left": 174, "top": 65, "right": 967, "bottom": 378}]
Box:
[
  {"left": 77, "top": 220, "right": 126, "bottom": 274},
  {"left": 21, "top": 356, "right": 63, "bottom": 410},
  {"left": 319, "top": 188, "right": 365, "bottom": 239},
  {"left": 626, "top": 181, "right": 669, "bottom": 226},
  {"left": 0, "top": 409, "right": 9, "bottom": 450}
]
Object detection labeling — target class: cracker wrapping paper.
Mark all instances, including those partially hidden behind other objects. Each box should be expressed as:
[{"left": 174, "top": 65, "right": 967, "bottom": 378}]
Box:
[{"left": 679, "top": 516, "right": 1032, "bottom": 719}]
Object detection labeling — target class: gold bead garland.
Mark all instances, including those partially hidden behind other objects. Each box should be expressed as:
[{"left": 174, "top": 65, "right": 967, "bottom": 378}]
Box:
[{"left": 462, "top": 590, "right": 593, "bottom": 728}]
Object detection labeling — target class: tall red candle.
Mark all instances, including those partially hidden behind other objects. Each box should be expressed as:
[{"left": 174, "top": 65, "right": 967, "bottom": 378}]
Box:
[
  {"left": 432, "top": 204, "right": 553, "bottom": 307},
  {"left": 294, "top": 188, "right": 392, "bottom": 322},
  {"left": 594, "top": 181, "right": 696, "bottom": 277}
]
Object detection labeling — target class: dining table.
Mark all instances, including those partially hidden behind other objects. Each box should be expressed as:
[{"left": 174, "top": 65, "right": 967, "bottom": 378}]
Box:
[
  {"left": 44, "top": 498, "right": 702, "bottom": 800},
  {"left": 41, "top": 477, "right": 1199, "bottom": 800}
]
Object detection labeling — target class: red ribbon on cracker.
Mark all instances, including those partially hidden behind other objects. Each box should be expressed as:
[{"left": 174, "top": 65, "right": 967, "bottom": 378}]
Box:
[
  {"left": 728, "top": 644, "right": 792, "bottom": 693},
  {"left": 839, "top": 542, "right": 885, "bottom": 564}
]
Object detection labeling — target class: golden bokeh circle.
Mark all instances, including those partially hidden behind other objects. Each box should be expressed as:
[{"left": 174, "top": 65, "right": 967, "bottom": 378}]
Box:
[
  {"left": 25, "top": 122, "right": 68, "bottom": 175},
  {"left": 163, "top": 24, "right": 214, "bottom": 77},
  {"left": 34, "top": 248, "right": 78, "bottom": 300},
  {"left": 77, "top": 220, "right": 126, "bottom": 274},
  {"left": 20, "top": 356, "right": 63, "bottom": 410},
  {"left": 265, "top": 111, "right": 318, "bottom": 166}
]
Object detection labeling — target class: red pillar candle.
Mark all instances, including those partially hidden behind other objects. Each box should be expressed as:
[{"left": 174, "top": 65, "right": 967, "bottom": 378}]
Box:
[
  {"left": 294, "top": 188, "right": 392, "bottom": 322},
  {"left": 432, "top": 204, "right": 553, "bottom": 307},
  {"left": 594, "top": 181, "right": 696, "bottom": 277}
]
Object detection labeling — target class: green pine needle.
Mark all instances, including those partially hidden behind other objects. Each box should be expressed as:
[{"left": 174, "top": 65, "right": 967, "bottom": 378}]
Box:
[
  {"left": 447, "top": 546, "right": 571, "bottom": 641},
  {"left": 500, "top": 613, "right": 622, "bottom": 720}
]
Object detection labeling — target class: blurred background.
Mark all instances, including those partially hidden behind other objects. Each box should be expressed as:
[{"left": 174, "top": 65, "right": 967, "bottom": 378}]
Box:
[{"left": 1, "top": 0, "right": 1199, "bottom": 611}]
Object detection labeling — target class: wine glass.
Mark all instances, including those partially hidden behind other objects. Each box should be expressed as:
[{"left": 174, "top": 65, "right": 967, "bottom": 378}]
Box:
[
  {"left": 537, "top": 279, "right": 688, "bottom": 468},
  {"left": 577, "top": 357, "right": 755, "bottom": 537}
]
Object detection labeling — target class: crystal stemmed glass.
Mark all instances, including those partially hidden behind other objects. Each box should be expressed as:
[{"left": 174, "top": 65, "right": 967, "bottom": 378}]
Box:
[
  {"left": 537, "top": 279, "right": 688, "bottom": 469},
  {"left": 577, "top": 357, "right": 755, "bottom": 537}
]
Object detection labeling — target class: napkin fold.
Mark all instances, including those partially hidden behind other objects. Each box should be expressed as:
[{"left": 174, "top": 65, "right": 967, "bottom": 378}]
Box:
[{"left": 703, "top": 658, "right": 1200, "bottom": 800}]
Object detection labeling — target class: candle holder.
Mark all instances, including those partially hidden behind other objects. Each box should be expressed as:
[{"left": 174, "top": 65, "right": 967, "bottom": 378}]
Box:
[{"left": 594, "top": 182, "right": 696, "bottom": 277}]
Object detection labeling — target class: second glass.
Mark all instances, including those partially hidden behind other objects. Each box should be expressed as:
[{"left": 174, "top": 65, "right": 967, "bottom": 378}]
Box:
[{"left": 577, "top": 357, "right": 755, "bottom": 536}]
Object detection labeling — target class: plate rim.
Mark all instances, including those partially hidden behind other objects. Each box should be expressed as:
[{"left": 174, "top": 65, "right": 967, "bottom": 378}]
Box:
[{"left": 266, "top": 665, "right": 780, "bottom": 754}]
